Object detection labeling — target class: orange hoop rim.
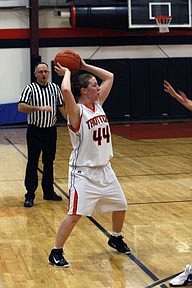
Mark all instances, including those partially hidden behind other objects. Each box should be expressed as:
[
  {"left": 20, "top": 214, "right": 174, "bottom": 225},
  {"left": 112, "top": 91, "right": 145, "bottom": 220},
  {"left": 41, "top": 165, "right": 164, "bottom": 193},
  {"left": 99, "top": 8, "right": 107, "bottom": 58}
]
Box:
[{"left": 155, "top": 15, "right": 172, "bottom": 20}]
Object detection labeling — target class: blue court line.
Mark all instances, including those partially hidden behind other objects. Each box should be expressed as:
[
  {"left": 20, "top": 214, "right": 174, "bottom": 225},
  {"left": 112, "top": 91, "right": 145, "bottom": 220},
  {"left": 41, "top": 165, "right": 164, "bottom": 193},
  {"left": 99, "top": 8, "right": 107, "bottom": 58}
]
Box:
[
  {"left": 145, "top": 271, "right": 182, "bottom": 288},
  {"left": 5, "top": 136, "right": 169, "bottom": 288},
  {"left": 129, "top": 254, "right": 168, "bottom": 288}
]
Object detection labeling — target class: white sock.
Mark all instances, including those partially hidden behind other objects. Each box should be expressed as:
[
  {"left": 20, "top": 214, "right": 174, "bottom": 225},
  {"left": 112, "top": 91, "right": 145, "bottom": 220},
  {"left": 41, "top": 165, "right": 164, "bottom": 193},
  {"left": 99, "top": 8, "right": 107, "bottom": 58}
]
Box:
[{"left": 112, "top": 232, "right": 122, "bottom": 237}]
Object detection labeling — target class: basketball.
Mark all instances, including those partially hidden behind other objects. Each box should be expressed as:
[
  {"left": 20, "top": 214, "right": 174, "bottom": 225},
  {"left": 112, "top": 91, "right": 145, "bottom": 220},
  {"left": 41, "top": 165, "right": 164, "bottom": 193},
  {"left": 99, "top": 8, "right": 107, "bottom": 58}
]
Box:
[{"left": 54, "top": 49, "right": 81, "bottom": 75}]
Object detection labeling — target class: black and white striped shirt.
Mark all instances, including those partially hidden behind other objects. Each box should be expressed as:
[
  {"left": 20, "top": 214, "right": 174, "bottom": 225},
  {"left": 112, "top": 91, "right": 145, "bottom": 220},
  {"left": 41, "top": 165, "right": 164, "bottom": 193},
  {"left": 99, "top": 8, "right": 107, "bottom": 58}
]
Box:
[{"left": 19, "top": 81, "right": 64, "bottom": 128}]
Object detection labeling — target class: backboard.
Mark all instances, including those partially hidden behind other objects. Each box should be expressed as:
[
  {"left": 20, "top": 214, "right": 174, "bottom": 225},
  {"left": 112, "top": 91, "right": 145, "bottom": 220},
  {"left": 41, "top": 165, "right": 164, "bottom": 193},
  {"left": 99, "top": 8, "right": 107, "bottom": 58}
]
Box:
[{"left": 128, "top": 0, "right": 191, "bottom": 28}]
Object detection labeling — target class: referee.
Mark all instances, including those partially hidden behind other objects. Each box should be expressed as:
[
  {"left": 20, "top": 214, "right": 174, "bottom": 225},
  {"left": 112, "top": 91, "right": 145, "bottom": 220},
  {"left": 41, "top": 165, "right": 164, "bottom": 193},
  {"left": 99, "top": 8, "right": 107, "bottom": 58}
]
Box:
[{"left": 18, "top": 62, "right": 66, "bottom": 207}]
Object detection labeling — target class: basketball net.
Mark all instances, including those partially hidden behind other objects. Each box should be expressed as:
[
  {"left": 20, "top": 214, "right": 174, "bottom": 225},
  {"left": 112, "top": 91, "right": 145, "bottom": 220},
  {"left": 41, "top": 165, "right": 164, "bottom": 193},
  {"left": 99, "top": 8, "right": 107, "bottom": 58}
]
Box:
[{"left": 155, "top": 15, "right": 172, "bottom": 33}]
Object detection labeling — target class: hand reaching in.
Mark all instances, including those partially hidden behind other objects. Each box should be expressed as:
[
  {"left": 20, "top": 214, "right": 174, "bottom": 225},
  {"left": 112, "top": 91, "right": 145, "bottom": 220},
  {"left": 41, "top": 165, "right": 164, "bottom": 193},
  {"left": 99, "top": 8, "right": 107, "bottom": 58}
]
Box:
[{"left": 164, "top": 80, "right": 187, "bottom": 103}]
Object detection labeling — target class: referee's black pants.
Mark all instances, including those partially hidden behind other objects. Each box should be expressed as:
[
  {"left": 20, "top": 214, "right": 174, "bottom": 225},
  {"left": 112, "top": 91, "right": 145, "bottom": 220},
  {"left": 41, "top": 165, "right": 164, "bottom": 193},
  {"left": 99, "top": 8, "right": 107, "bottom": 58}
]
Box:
[{"left": 24, "top": 125, "right": 57, "bottom": 200}]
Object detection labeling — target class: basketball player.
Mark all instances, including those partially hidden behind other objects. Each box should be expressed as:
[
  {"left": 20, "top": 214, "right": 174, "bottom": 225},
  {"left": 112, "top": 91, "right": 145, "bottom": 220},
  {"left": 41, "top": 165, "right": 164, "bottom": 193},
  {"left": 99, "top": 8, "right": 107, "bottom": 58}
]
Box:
[
  {"left": 164, "top": 79, "right": 192, "bottom": 286},
  {"left": 48, "top": 56, "right": 130, "bottom": 267},
  {"left": 18, "top": 62, "right": 66, "bottom": 208}
]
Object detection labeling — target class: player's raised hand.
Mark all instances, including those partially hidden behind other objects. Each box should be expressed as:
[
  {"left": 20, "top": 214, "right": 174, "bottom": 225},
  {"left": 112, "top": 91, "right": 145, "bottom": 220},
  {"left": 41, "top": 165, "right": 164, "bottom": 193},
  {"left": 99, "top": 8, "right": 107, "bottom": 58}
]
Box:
[
  {"left": 163, "top": 80, "right": 188, "bottom": 104},
  {"left": 54, "top": 62, "right": 70, "bottom": 76},
  {"left": 163, "top": 80, "right": 177, "bottom": 97}
]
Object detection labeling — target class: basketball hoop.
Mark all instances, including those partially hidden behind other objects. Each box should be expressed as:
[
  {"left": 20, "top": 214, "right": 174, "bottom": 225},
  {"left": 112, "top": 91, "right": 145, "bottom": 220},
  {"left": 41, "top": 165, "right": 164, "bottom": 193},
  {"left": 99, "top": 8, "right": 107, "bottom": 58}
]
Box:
[{"left": 155, "top": 15, "right": 172, "bottom": 33}]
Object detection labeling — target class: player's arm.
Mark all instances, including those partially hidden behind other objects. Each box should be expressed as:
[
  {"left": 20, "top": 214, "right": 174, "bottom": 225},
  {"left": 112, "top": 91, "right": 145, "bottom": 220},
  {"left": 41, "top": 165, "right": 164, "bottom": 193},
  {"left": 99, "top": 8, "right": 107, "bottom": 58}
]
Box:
[
  {"left": 163, "top": 80, "right": 192, "bottom": 111},
  {"left": 58, "top": 105, "right": 67, "bottom": 120},
  {"left": 54, "top": 63, "right": 80, "bottom": 129},
  {"left": 57, "top": 87, "right": 67, "bottom": 120},
  {"left": 18, "top": 102, "right": 52, "bottom": 113},
  {"left": 80, "top": 58, "right": 114, "bottom": 105}
]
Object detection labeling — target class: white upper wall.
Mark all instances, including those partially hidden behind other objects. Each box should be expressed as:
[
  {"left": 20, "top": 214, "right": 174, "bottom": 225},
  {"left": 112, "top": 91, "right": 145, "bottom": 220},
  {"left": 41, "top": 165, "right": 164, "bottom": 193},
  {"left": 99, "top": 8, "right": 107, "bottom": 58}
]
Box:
[
  {"left": 0, "top": 48, "right": 30, "bottom": 104},
  {"left": 0, "top": 0, "right": 28, "bottom": 7},
  {"left": 0, "top": 8, "right": 29, "bottom": 28}
]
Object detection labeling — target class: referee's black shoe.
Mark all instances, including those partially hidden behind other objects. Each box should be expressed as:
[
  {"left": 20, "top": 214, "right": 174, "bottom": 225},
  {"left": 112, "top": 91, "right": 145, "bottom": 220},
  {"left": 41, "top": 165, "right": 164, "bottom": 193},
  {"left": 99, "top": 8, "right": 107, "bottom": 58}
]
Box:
[
  {"left": 108, "top": 235, "right": 131, "bottom": 254},
  {"left": 24, "top": 199, "right": 34, "bottom": 207},
  {"left": 43, "top": 191, "right": 62, "bottom": 201}
]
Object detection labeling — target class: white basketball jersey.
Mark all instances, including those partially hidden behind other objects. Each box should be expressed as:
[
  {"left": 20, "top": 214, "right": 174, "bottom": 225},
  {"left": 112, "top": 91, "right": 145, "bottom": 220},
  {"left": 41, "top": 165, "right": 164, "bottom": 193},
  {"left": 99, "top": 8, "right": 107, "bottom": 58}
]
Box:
[{"left": 68, "top": 102, "right": 113, "bottom": 167}]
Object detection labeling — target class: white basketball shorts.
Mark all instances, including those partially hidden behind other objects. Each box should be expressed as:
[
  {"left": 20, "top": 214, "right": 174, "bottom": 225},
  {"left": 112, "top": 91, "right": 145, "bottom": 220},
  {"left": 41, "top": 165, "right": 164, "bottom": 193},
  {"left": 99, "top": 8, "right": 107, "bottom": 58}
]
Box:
[{"left": 68, "top": 162, "right": 127, "bottom": 216}]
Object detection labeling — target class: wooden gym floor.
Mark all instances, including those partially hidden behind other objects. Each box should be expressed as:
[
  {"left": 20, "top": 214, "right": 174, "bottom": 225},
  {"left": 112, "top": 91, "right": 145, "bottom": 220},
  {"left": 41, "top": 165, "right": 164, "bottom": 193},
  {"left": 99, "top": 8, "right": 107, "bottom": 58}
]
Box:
[{"left": 1, "top": 122, "right": 192, "bottom": 288}]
